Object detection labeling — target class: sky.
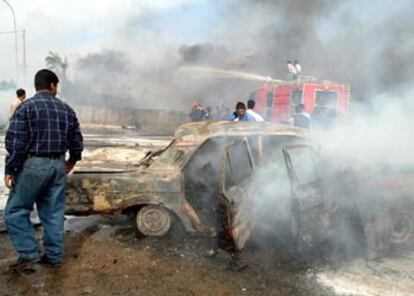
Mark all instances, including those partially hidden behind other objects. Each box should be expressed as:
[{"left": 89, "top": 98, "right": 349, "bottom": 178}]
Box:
[{"left": 0, "top": 0, "right": 211, "bottom": 87}]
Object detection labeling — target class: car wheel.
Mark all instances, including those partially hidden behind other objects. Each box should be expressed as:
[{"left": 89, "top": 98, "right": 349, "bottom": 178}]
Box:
[
  {"left": 390, "top": 212, "right": 413, "bottom": 245},
  {"left": 136, "top": 205, "right": 172, "bottom": 236}
]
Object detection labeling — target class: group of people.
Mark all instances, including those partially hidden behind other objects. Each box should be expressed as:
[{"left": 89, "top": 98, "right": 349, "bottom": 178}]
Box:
[
  {"left": 231, "top": 100, "right": 264, "bottom": 122},
  {"left": 189, "top": 99, "right": 264, "bottom": 123},
  {"left": 287, "top": 60, "right": 302, "bottom": 80},
  {"left": 3, "top": 69, "right": 83, "bottom": 272},
  {"left": 189, "top": 98, "right": 311, "bottom": 128},
  {"left": 231, "top": 100, "right": 311, "bottom": 129}
]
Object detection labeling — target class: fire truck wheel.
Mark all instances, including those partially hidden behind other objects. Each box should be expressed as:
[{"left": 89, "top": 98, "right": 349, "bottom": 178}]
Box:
[
  {"left": 390, "top": 212, "right": 413, "bottom": 245},
  {"left": 136, "top": 205, "right": 172, "bottom": 237}
]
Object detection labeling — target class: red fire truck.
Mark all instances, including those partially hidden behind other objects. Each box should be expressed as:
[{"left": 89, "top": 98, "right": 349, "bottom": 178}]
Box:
[{"left": 251, "top": 76, "right": 350, "bottom": 124}]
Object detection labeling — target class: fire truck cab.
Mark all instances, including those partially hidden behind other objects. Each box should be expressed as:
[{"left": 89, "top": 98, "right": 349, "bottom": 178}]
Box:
[{"left": 252, "top": 76, "right": 350, "bottom": 126}]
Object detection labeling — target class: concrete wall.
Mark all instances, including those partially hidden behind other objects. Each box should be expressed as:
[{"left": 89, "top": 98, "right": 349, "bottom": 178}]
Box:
[{"left": 73, "top": 105, "right": 188, "bottom": 135}]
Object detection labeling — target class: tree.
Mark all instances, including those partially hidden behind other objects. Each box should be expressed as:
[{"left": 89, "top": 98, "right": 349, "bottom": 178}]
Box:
[{"left": 45, "top": 51, "right": 68, "bottom": 98}]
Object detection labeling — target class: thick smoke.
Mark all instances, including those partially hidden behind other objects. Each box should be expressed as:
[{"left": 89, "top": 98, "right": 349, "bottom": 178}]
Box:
[
  {"left": 221, "top": 0, "right": 340, "bottom": 77},
  {"left": 210, "top": 0, "right": 414, "bottom": 101},
  {"left": 66, "top": 44, "right": 258, "bottom": 110},
  {"left": 203, "top": 0, "right": 414, "bottom": 259},
  {"left": 62, "top": 0, "right": 413, "bottom": 112},
  {"left": 241, "top": 93, "right": 414, "bottom": 259},
  {"left": 178, "top": 42, "right": 231, "bottom": 66},
  {"left": 65, "top": 51, "right": 134, "bottom": 108},
  {"left": 315, "top": 92, "right": 414, "bottom": 170}
]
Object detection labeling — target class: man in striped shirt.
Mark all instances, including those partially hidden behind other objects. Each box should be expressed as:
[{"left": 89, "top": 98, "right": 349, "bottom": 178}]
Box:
[{"left": 4, "top": 69, "right": 83, "bottom": 271}]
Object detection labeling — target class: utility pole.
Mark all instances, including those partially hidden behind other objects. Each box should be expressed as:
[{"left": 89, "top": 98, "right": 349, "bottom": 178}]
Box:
[
  {"left": 0, "top": 29, "right": 27, "bottom": 85},
  {"left": 2, "top": 0, "right": 19, "bottom": 83},
  {"left": 22, "top": 29, "right": 26, "bottom": 84}
]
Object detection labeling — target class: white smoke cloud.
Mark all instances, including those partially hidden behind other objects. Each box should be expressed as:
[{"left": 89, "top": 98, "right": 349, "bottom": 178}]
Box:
[
  {"left": 314, "top": 92, "right": 414, "bottom": 170},
  {"left": 242, "top": 91, "right": 414, "bottom": 259},
  {"left": 0, "top": 0, "right": 203, "bottom": 85}
]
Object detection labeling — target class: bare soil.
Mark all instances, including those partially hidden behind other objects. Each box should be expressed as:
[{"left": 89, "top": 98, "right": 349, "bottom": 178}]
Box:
[{"left": 0, "top": 215, "right": 334, "bottom": 296}]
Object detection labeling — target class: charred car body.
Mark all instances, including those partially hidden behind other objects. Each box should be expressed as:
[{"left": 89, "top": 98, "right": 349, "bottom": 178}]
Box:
[
  {"left": 67, "top": 122, "right": 310, "bottom": 237},
  {"left": 66, "top": 121, "right": 413, "bottom": 257}
]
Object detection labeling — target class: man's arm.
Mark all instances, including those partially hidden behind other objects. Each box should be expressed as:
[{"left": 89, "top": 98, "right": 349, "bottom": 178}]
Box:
[
  {"left": 5, "top": 105, "right": 29, "bottom": 187},
  {"left": 67, "top": 111, "right": 83, "bottom": 172}
]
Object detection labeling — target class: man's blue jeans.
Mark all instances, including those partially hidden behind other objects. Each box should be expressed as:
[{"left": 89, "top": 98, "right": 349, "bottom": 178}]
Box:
[{"left": 5, "top": 157, "right": 67, "bottom": 263}]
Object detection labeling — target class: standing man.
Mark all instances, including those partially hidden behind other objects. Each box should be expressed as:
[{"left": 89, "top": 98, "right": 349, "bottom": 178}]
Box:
[
  {"left": 287, "top": 61, "right": 297, "bottom": 80},
  {"left": 294, "top": 60, "right": 302, "bottom": 76},
  {"left": 232, "top": 102, "right": 255, "bottom": 122},
  {"left": 9, "top": 88, "right": 26, "bottom": 119},
  {"left": 292, "top": 103, "right": 312, "bottom": 129},
  {"left": 246, "top": 99, "right": 264, "bottom": 122},
  {"left": 189, "top": 102, "right": 206, "bottom": 122},
  {"left": 4, "top": 69, "right": 83, "bottom": 271}
]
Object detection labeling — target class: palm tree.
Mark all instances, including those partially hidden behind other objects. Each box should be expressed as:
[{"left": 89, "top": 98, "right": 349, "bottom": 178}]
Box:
[{"left": 45, "top": 51, "right": 68, "bottom": 98}]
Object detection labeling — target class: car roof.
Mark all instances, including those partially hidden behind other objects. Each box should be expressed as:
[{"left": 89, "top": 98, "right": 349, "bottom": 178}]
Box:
[
  {"left": 175, "top": 121, "right": 308, "bottom": 144},
  {"left": 148, "top": 121, "right": 309, "bottom": 170}
]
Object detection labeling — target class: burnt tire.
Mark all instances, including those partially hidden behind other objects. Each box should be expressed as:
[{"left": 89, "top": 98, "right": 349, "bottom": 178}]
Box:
[
  {"left": 136, "top": 205, "right": 172, "bottom": 237},
  {"left": 390, "top": 212, "right": 414, "bottom": 245}
]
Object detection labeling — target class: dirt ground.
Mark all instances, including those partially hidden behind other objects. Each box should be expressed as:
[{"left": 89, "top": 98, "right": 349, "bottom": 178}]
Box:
[
  {"left": 317, "top": 247, "right": 414, "bottom": 296},
  {"left": 0, "top": 215, "right": 335, "bottom": 296},
  {"left": 1, "top": 216, "right": 412, "bottom": 296}
]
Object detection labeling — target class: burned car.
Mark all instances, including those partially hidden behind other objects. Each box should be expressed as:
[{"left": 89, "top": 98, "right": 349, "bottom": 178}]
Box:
[
  {"left": 217, "top": 136, "right": 414, "bottom": 256},
  {"left": 66, "top": 121, "right": 310, "bottom": 239},
  {"left": 66, "top": 121, "right": 413, "bottom": 256},
  {"left": 349, "top": 166, "right": 414, "bottom": 257}
]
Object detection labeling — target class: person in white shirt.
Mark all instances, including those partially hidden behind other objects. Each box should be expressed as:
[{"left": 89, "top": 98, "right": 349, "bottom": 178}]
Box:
[
  {"left": 10, "top": 88, "right": 26, "bottom": 119},
  {"left": 287, "top": 61, "right": 298, "bottom": 80},
  {"left": 287, "top": 61, "right": 297, "bottom": 75},
  {"left": 294, "top": 60, "right": 302, "bottom": 75},
  {"left": 246, "top": 99, "right": 264, "bottom": 122}
]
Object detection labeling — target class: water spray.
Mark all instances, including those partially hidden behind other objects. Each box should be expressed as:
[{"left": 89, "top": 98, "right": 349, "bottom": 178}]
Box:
[{"left": 178, "top": 66, "right": 284, "bottom": 83}]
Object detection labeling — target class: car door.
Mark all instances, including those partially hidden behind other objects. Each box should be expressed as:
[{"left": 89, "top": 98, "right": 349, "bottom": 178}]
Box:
[
  {"left": 282, "top": 144, "right": 330, "bottom": 249},
  {"left": 220, "top": 138, "right": 256, "bottom": 251}
]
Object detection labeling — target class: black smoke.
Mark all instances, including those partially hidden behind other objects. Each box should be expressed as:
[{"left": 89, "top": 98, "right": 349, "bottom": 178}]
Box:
[
  {"left": 63, "top": 0, "right": 414, "bottom": 110},
  {"left": 205, "top": 0, "right": 414, "bottom": 101},
  {"left": 178, "top": 42, "right": 231, "bottom": 66}
]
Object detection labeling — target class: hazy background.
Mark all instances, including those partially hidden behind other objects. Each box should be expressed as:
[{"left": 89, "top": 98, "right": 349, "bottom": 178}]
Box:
[{"left": 0, "top": 0, "right": 413, "bottom": 117}]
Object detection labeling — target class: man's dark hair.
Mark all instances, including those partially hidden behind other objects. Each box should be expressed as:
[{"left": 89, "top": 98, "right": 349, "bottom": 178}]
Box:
[
  {"left": 287, "top": 61, "right": 291, "bottom": 64},
  {"left": 16, "top": 88, "right": 26, "bottom": 98},
  {"left": 236, "top": 101, "right": 246, "bottom": 110},
  {"left": 295, "top": 103, "right": 305, "bottom": 113},
  {"left": 34, "top": 69, "right": 59, "bottom": 91},
  {"left": 247, "top": 99, "right": 255, "bottom": 109}
]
